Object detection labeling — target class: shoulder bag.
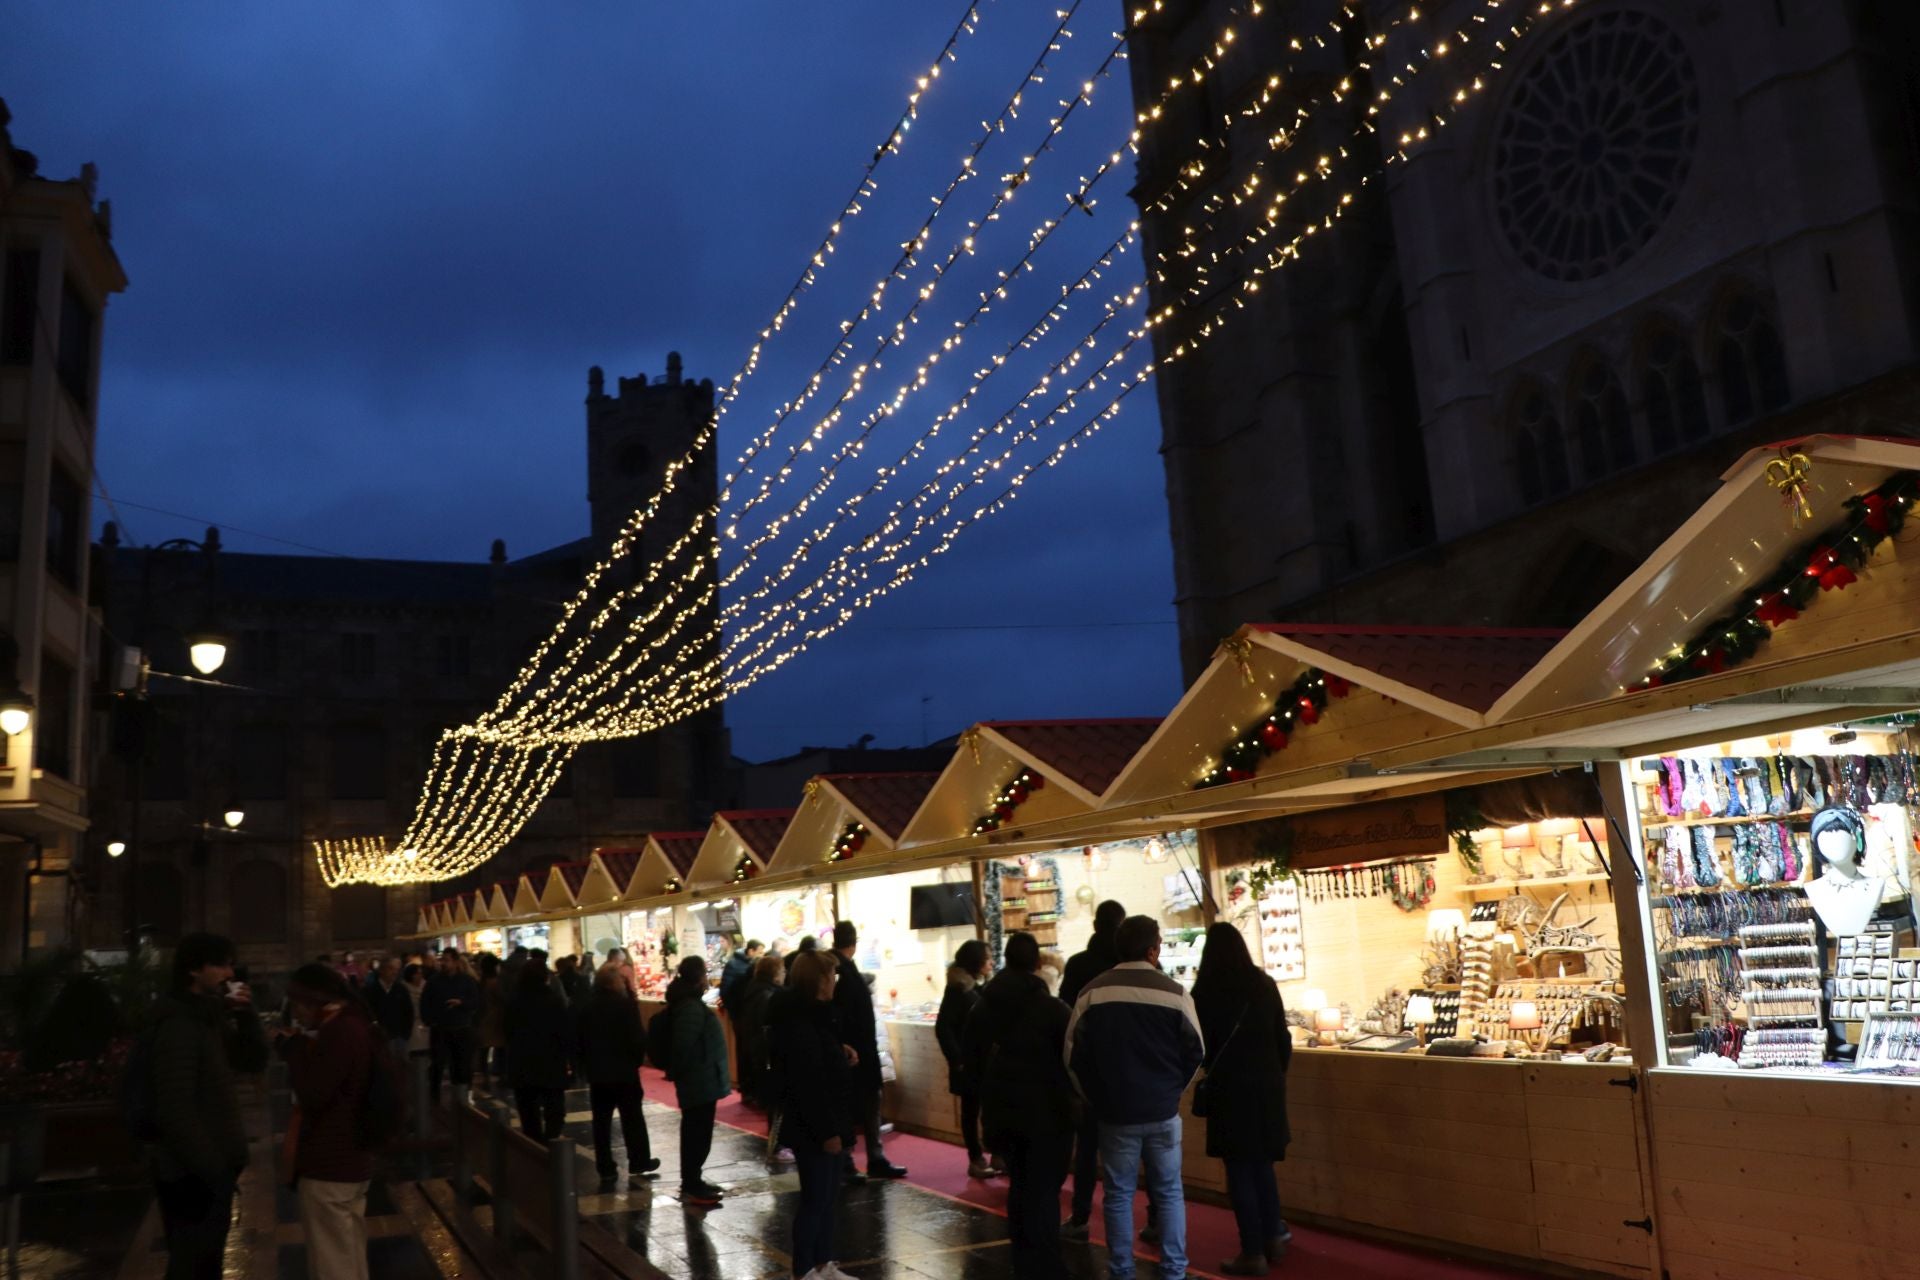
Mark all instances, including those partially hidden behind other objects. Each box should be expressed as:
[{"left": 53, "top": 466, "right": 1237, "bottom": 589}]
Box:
[{"left": 1191, "top": 999, "right": 1249, "bottom": 1119}]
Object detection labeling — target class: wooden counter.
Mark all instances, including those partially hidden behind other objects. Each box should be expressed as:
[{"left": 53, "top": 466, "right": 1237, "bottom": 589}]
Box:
[
  {"left": 1180, "top": 1049, "right": 1657, "bottom": 1278},
  {"left": 1645, "top": 1069, "right": 1920, "bottom": 1280},
  {"left": 882, "top": 1019, "right": 964, "bottom": 1145}
]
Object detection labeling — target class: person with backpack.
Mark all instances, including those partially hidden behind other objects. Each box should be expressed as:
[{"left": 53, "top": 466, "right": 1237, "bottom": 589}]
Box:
[
  {"left": 663, "top": 956, "right": 731, "bottom": 1206},
  {"left": 277, "top": 963, "right": 384, "bottom": 1280},
  {"left": 505, "top": 957, "right": 574, "bottom": 1141},
  {"left": 733, "top": 955, "right": 785, "bottom": 1109},
  {"left": 575, "top": 962, "right": 660, "bottom": 1188},
  {"left": 136, "top": 931, "right": 269, "bottom": 1280}
]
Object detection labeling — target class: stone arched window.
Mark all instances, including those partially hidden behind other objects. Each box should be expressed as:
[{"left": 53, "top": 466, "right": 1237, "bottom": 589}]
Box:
[
  {"left": 1567, "top": 354, "right": 1635, "bottom": 480},
  {"left": 1713, "top": 290, "right": 1790, "bottom": 426},
  {"left": 1639, "top": 321, "right": 1709, "bottom": 454},
  {"left": 230, "top": 859, "right": 287, "bottom": 944},
  {"left": 1512, "top": 384, "right": 1570, "bottom": 507}
]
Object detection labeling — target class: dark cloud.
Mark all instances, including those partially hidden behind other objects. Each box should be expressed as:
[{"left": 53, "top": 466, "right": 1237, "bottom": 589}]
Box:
[{"left": 4, "top": 0, "right": 1179, "bottom": 759}]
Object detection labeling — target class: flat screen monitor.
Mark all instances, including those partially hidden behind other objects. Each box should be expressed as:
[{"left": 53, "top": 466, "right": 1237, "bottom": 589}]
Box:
[{"left": 909, "top": 883, "right": 978, "bottom": 929}]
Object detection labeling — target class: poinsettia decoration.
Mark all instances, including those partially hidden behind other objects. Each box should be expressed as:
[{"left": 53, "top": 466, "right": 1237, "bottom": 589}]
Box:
[
  {"left": 973, "top": 768, "right": 1046, "bottom": 834},
  {"left": 1196, "top": 668, "right": 1351, "bottom": 789},
  {"left": 828, "top": 821, "right": 869, "bottom": 862},
  {"left": 1630, "top": 470, "right": 1918, "bottom": 691}
]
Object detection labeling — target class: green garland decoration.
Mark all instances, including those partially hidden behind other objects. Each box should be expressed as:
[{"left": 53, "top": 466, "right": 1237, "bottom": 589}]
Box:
[
  {"left": 1444, "top": 791, "right": 1486, "bottom": 876},
  {"left": 1246, "top": 827, "right": 1297, "bottom": 900},
  {"left": 1630, "top": 470, "right": 1917, "bottom": 691},
  {"left": 973, "top": 768, "right": 1047, "bottom": 834},
  {"left": 1196, "top": 668, "right": 1351, "bottom": 789}
]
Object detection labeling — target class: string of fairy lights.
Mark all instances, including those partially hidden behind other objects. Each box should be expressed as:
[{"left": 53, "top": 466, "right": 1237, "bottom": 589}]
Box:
[{"left": 318, "top": 0, "right": 1579, "bottom": 886}]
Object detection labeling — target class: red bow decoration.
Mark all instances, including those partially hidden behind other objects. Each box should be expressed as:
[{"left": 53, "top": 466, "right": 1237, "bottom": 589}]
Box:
[
  {"left": 1324, "top": 674, "right": 1352, "bottom": 699},
  {"left": 1259, "top": 721, "right": 1289, "bottom": 752},
  {"left": 1691, "top": 647, "right": 1728, "bottom": 675},
  {"left": 1806, "top": 546, "right": 1857, "bottom": 592},
  {"left": 1862, "top": 493, "right": 1891, "bottom": 535},
  {"left": 1753, "top": 591, "right": 1799, "bottom": 626},
  {"left": 1295, "top": 696, "right": 1320, "bottom": 725}
]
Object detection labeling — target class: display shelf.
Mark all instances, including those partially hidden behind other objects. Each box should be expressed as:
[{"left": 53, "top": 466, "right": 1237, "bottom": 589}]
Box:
[
  {"left": 1639, "top": 810, "right": 1817, "bottom": 830},
  {"left": 1455, "top": 872, "right": 1612, "bottom": 897}
]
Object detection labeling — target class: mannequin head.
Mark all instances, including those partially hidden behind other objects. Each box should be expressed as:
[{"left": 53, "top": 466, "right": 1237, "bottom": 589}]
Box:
[{"left": 1810, "top": 806, "right": 1867, "bottom": 872}]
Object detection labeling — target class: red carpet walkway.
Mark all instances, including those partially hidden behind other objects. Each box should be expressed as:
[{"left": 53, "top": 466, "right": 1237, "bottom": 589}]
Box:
[{"left": 637, "top": 1068, "right": 1538, "bottom": 1280}]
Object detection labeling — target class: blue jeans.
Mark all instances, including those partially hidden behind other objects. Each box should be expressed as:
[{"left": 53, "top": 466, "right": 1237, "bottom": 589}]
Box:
[{"left": 1098, "top": 1117, "right": 1185, "bottom": 1280}]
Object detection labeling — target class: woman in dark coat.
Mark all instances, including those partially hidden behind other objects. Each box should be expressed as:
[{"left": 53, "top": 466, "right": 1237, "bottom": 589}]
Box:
[
  {"left": 574, "top": 963, "right": 660, "bottom": 1186},
  {"left": 505, "top": 959, "right": 574, "bottom": 1141},
  {"left": 734, "top": 955, "right": 785, "bottom": 1108},
  {"left": 1191, "top": 921, "right": 1292, "bottom": 1276},
  {"left": 935, "top": 939, "right": 996, "bottom": 1177},
  {"left": 768, "top": 949, "right": 854, "bottom": 1280}
]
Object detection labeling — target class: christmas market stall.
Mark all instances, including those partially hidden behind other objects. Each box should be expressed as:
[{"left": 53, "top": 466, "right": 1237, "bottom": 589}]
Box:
[
  {"left": 1107, "top": 622, "right": 1661, "bottom": 1277},
  {"left": 577, "top": 849, "right": 646, "bottom": 960},
  {"left": 1363, "top": 435, "right": 1920, "bottom": 1280}
]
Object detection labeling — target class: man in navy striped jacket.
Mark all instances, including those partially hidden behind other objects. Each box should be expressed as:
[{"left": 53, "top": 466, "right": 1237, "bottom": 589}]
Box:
[{"left": 1064, "top": 915, "right": 1204, "bottom": 1280}]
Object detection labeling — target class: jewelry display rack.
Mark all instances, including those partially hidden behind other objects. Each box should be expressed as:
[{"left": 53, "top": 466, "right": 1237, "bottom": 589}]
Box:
[{"left": 1736, "top": 920, "right": 1824, "bottom": 1069}]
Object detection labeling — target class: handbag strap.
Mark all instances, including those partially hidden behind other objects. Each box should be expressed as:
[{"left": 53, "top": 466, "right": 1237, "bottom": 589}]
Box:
[{"left": 1208, "top": 998, "right": 1252, "bottom": 1067}]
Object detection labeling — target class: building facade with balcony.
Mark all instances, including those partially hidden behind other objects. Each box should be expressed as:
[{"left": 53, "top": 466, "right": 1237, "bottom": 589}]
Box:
[{"left": 0, "top": 101, "right": 125, "bottom": 963}]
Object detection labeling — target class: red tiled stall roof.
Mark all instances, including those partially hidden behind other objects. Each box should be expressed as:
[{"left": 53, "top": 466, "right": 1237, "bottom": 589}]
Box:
[
  {"left": 653, "top": 833, "right": 706, "bottom": 877},
  {"left": 598, "top": 849, "right": 644, "bottom": 891},
  {"left": 825, "top": 772, "right": 940, "bottom": 840},
  {"left": 721, "top": 810, "right": 796, "bottom": 863},
  {"left": 984, "top": 718, "right": 1161, "bottom": 797},
  {"left": 1250, "top": 624, "right": 1566, "bottom": 715},
  {"left": 556, "top": 861, "right": 589, "bottom": 895}
]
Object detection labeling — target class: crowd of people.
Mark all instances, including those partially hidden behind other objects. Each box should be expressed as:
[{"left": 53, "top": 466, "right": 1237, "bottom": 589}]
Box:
[{"left": 129, "top": 910, "right": 1292, "bottom": 1280}]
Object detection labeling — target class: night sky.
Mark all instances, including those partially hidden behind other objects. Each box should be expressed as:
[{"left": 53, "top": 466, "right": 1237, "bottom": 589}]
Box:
[{"left": 4, "top": 2, "right": 1181, "bottom": 759}]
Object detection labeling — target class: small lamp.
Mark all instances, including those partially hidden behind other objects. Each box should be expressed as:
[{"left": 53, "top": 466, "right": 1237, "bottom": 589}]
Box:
[
  {"left": 1313, "top": 1005, "right": 1344, "bottom": 1047},
  {"left": 1405, "top": 993, "right": 1436, "bottom": 1046},
  {"left": 1424, "top": 909, "right": 1465, "bottom": 943},
  {"left": 222, "top": 809, "right": 245, "bottom": 829},
  {"left": 1300, "top": 988, "right": 1327, "bottom": 1015},
  {"left": 1144, "top": 836, "right": 1169, "bottom": 863},
  {"left": 1508, "top": 999, "right": 1542, "bottom": 1050}
]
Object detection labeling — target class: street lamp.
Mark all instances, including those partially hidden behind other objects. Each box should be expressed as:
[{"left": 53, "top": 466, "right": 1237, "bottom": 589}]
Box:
[
  {"left": 106, "top": 841, "right": 127, "bottom": 858},
  {"left": 0, "top": 690, "right": 32, "bottom": 738},
  {"left": 187, "top": 629, "right": 229, "bottom": 676},
  {"left": 222, "top": 809, "right": 245, "bottom": 830}
]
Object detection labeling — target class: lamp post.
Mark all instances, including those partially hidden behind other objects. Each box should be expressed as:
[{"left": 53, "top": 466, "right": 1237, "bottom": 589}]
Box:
[{"left": 110, "top": 527, "right": 237, "bottom": 950}]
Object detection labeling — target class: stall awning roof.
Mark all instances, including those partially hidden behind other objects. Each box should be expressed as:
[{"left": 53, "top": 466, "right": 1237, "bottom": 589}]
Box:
[
  {"left": 982, "top": 719, "right": 1160, "bottom": 802},
  {"left": 650, "top": 833, "right": 705, "bottom": 878},
  {"left": 719, "top": 810, "right": 795, "bottom": 864},
  {"left": 1248, "top": 624, "right": 1564, "bottom": 725},
  {"left": 1489, "top": 435, "right": 1920, "bottom": 721},
  {"left": 595, "top": 849, "right": 645, "bottom": 897},
  {"left": 823, "top": 772, "right": 939, "bottom": 841}
]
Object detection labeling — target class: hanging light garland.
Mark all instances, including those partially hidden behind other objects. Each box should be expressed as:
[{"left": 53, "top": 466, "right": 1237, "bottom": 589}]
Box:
[{"left": 323, "top": 0, "right": 1578, "bottom": 884}]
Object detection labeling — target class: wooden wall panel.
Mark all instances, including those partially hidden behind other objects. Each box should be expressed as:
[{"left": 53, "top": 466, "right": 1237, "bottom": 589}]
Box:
[{"left": 1647, "top": 1071, "right": 1920, "bottom": 1280}]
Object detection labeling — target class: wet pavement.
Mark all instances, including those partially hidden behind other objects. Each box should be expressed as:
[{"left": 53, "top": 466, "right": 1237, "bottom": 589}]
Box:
[{"left": 19, "top": 1070, "right": 1527, "bottom": 1279}]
